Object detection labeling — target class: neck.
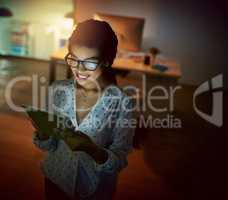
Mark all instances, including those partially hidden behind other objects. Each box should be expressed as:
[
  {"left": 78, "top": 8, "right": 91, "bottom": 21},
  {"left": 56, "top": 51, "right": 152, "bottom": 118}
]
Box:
[{"left": 97, "top": 70, "right": 116, "bottom": 90}]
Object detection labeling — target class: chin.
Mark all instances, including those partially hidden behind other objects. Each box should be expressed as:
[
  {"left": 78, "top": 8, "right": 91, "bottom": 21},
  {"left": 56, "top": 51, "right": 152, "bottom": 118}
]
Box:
[{"left": 74, "top": 76, "right": 95, "bottom": 90}]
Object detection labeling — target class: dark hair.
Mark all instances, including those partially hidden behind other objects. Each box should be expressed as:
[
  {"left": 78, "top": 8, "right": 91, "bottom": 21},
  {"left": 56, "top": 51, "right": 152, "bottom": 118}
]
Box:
[{"left": 68, "top": 19, "right": 118, "bottom": 66}]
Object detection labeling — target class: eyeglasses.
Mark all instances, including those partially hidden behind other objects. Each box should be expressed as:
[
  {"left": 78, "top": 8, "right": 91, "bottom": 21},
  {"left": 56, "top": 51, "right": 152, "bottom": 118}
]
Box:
[{"left": 65, "top": 53, "right": 100, "bottom": 71}]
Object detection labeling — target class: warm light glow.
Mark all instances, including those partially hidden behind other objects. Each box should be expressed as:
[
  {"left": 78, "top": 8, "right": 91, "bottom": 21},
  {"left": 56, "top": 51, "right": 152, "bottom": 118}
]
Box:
[
  {"left": 72, "top": 23, "right": 77, "bottom": 30},
  {"left": 60, "top": 18, "right": 74, "bottom": 30},
  {"left": 45, "top": 25, "right": 55, "bottom": 34},
  {"left": 93, "top": 14, "right": 102, "bottom": 21}
]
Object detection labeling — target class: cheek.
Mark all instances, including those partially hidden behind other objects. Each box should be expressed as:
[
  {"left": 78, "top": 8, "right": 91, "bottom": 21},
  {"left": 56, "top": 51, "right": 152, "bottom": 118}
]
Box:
[
  {"left": 70, "top": 68, "right": 89, "bottom": 76},
  {"left": 70, "top": 68, "right": 77, "bottom": 76},
  {"left": 90, "top": 68, "right": 103, "bottom": 79}
]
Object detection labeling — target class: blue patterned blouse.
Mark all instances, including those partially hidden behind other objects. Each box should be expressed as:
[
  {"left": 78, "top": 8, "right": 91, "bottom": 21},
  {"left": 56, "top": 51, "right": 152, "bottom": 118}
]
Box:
[{"left": 33, "top": 79, "right": 136, "bottom": 199}]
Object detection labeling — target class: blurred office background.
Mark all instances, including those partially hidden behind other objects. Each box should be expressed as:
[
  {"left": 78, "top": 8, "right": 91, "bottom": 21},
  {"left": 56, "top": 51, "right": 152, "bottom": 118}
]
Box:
[{"left": 0, "top": 1, "right": 226, "bottom": 200}]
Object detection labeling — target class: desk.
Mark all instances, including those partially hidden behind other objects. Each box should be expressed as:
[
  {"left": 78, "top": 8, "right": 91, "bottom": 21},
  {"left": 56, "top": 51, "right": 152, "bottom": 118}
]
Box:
[{"left": 49, "top": 47, "right": 181, "bottom": 85}]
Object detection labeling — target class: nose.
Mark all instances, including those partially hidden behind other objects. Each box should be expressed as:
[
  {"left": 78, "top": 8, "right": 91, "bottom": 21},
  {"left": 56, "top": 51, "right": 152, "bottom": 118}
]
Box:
[{"left": 78, "top": 62, "right": 86, "bottom": 71}]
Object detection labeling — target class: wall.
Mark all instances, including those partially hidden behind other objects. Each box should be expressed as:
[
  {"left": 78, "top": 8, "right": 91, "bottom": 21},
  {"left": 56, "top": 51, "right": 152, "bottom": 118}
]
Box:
[
  {"left": 0, "top": 0, "right": 73, "bottom": 59},
  {"left": 74, "top": 0, "right": 225, "bottom": 86},
  {"left": 1, "top": 0, "right": 73, "bottom": 23}
]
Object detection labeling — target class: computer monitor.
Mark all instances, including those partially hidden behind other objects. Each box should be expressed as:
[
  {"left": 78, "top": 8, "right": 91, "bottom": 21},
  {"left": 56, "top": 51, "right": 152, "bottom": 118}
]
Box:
[{"left": 94, "top": 13, "right": 145, "bottom": 52}]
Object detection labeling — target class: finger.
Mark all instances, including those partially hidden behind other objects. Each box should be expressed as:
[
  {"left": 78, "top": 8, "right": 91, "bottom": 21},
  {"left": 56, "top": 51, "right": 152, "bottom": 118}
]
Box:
[
  {"left": 71, "top": 134, "right": 87, "bottom": 141},
  {"left": 76, "top": 131, "right": 88, "bottom": 136},
  {"left": 75, "top": 131, "right": 91, "bottom": 139},
  {"left": 29, "top": 119, "right": 39, "bottom": 130}
]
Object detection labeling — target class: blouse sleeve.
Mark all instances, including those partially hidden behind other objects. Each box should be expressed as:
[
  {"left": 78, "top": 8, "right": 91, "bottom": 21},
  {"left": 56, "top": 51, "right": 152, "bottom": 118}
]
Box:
[
  {"left": 32, "top": 81, "right": 59, "bottom": 152},
  {"left": 95, "top": 95, "right": 136, "bottom": 173},
  {"left": 32, "top": 131, "right": 58, "bottom": 152}
]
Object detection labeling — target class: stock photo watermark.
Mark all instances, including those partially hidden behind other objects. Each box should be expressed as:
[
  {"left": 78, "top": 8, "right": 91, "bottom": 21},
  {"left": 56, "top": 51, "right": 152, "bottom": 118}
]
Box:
[
  {"left": 193, "top": 74, "right": 223, "bottom": 127},
  {"left": 4, "top": 73, "right": 223, "bottom": 129}
]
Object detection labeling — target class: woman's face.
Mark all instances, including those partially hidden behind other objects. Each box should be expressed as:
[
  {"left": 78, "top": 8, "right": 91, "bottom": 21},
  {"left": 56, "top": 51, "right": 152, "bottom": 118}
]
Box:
[{"left": 68, "top": 44, "right": 104, "bottom": 89}]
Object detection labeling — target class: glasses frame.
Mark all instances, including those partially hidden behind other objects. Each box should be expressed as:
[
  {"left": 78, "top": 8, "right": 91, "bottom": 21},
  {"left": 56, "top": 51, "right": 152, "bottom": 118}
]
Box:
[{"left": 64, "top": 53, "right": 101, "bottom": 71}]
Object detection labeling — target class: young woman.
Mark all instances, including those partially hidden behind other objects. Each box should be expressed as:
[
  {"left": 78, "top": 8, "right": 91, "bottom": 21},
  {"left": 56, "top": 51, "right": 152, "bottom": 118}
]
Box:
[{"left": 33, "top": 19, "right": 136, "bottom": 200}]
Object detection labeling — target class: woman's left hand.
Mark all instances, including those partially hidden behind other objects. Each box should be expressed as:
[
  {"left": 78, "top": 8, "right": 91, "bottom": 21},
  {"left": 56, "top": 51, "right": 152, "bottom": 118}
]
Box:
[
  {"left": 63, "top": 130, "right": 108, "bottom": 164},
  {"left": 63, "top": 130, "right": 96, "bottom": 152}
]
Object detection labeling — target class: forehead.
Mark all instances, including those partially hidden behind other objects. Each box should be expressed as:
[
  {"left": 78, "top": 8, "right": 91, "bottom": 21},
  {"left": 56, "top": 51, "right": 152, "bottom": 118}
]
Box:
[{"left": 70, "top": 45, "right": 100, "bottom": 60}]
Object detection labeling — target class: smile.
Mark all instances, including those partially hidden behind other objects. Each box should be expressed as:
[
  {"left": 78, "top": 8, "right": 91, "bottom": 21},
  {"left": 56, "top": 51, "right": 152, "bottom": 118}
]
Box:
[{"left": 75, "top": 72, "right": 89, "bottom": 80}]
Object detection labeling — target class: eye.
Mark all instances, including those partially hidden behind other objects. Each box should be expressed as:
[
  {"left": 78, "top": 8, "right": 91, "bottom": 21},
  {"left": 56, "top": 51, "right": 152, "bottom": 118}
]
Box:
[{"left": 84, "top": 62, "right": 98, "bottom": 70}]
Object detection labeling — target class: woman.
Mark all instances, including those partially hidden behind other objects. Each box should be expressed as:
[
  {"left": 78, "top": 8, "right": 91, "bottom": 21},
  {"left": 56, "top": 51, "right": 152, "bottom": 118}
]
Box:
[{"left": 33, "top": 19, "right": 136, "bottom": 200}]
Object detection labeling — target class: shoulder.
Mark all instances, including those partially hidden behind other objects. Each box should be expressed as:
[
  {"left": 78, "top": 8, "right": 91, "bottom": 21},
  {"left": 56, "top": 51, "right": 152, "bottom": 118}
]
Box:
[
  {"left": 51, "top": 79, "right": 74, "bottom": 88},
  {"left": 49, "top": 79, "right": 74, "bottom": 106},
  {"left": 50, "top": 79, "right": 74, "bottom": 96}
]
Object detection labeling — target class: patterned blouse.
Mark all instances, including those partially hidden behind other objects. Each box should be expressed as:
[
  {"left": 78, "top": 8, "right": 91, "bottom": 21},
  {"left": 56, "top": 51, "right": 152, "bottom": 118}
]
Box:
[{"left": 33, "top": 79, "right": 136, "bottom": 199}]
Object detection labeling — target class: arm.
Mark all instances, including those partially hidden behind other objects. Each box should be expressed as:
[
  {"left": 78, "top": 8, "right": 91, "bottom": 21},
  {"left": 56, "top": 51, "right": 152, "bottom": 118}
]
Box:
[
  {"left": 62, "top": 96, "right": 135, "bottom": 171},
  {"left": 94, "top": 96, "right": 136, "bottom": 173},
  {"left": 32, "top": 82, "right": 58, "bottom": 152},
  {"left": 32, "top": 130, "right": 58, "bottom": 152}
]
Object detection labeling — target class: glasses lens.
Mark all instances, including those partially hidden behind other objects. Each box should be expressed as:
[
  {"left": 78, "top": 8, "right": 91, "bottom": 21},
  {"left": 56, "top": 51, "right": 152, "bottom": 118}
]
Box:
[{"left": 84, "top": 62, "right": 98, "bottom": 70}]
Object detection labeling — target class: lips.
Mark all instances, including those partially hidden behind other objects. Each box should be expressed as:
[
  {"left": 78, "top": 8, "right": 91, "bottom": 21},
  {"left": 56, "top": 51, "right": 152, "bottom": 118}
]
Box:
[{"left": 75, "top": 72, "right": 89, "bottom": 80}]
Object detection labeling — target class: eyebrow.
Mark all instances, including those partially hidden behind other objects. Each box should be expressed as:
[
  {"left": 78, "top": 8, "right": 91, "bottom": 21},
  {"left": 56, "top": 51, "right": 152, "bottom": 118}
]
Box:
[
  {"left": 85, "top": 57, "right": 99, "bottom": 62},
  {"left": 69, "top": 54, "right": 99, "bottom": 62}
]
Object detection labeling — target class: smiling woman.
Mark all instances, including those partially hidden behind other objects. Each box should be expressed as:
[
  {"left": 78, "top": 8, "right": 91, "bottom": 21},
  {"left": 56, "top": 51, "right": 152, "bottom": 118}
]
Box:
[{"left": 32, "top": 19, "right": 136, "bottom": 200}]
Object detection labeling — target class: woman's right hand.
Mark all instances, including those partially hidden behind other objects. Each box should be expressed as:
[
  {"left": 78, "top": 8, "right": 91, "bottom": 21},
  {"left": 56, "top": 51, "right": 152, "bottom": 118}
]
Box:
[{"left": 34, "top": 130, "right": 50, "bottom": 140}]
